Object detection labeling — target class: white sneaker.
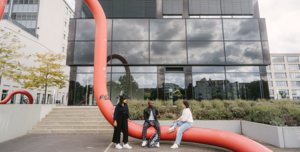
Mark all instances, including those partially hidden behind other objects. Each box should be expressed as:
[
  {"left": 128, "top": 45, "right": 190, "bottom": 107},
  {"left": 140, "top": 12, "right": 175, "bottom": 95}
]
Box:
[
  {"left": 123, "top": 143, "right": 132, "bottom": 149},
  {"left": 141, "top": 141, "right": 148, "bottom": 147},
  {"left": 156, "top": 142, "right": 160, "bottom": 147},
  {"left": 167, "top": 127, "right": 175, "bottom": 133},
  {"left": 115, "top": 143, "right": 122, "bottom": 149},
  {"left": 170, "top": 143, "right": 178, "bottom": 149}
]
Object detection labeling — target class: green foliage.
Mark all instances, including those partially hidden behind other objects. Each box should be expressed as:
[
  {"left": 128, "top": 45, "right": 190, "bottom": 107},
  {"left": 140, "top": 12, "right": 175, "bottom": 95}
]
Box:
[{"left": 127, "top": 99, "right": 300, "bottom": 126}]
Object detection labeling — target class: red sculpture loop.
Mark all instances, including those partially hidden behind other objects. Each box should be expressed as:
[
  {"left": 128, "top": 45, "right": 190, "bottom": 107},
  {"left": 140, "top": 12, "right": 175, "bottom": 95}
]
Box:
[
  {"left": 0, "top": 0, "right": 7, "bottom": 21},
  {"left": 0, "top": 90, "right": 33, "bottom": 104},
  {"left": 85, "top": 0, "right": 272, "bottom": 151}
]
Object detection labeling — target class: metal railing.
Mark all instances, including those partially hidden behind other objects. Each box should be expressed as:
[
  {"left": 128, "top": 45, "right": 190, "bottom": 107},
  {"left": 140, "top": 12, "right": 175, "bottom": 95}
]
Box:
[{"left": 2, "top": 15, "right": 39, "bottom": 38}]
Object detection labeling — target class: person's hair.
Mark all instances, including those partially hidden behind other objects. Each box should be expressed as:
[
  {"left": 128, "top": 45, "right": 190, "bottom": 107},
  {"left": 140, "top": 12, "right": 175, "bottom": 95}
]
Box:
[
  {"left": 118, "top": 95, "right": 127, "bottom": 106},
  {"left": 182, "top": 101, "right": 189, "bottom": 108}
]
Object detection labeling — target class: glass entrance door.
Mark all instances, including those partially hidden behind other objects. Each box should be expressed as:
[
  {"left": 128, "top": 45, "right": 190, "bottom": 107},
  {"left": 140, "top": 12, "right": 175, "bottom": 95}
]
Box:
[{"left": 164, "top": 73, "right": 185, "bottom": 104}]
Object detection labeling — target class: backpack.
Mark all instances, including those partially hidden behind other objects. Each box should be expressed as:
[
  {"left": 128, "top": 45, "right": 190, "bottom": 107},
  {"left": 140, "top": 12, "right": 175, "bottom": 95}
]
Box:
[{"left": 147, "top": 132, "right": 159, "bottom": 148}]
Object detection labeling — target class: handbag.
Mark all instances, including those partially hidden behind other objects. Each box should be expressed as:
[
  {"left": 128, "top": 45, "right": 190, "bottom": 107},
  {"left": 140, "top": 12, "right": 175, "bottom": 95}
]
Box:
[{"left": 147, "top": 132, "right": 159, "bottom": 148}]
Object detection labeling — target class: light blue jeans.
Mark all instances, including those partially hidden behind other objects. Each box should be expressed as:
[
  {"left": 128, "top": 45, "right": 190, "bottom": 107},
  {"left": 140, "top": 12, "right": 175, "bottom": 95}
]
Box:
[{"left": 171, "top": 121, "right": 193, "bottom": 145}]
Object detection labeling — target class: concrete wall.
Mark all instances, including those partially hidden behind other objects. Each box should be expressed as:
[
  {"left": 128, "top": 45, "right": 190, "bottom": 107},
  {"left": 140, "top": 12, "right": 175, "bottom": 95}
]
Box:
[
  {"left": 282, "top": 127, "right": 300, "bottom": 148},
  {"left": 0, "top": 105, "right": 55, "bottom": 143},
  {"left": 133, "top": 120, "right": 241, "bottom": 134},
  {"left": 242, "top": 121, "right": 285, "bottom": 148}
]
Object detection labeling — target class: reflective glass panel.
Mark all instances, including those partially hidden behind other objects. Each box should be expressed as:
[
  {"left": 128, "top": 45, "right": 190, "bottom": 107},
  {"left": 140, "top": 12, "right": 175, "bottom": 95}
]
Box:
[
  {"left": 223, "top": 19, "right": 260, "bottom": 40},
  {"left": 274, "top": 73, "right": 287, "bottom": 78},
  {"left": 288, "top": 64, "right": 300, "bottom": 70},
  {"left": 290, "top": 73, "right": 300, "bottom": 78},
  {"left": 193, "top": 73, "right": 226, "bottom": 100},
  {"left": 272, "top": 56, "right": 284, "bottom": 62},
  {"left": 226, "top": 73, "right": 262, "bottom": 100},
  {"left": 112, "top": 42, "right": 149, "bottom": 64},
  {"left": 188, "top": 42, "right": 225, "bottom": 64},
  {"left": 112, "top": 66, "right": 157, "bottom": 72},
  {"left": 74, "top": 42, "right": 111, "bottom": 64},
  {"left": 225, "top": 42, "right": 263, "bottom": 64},
  {"left": 287, "top": 56, "right": 299, "bottom": 62},
  {"left": 76, "top": 19, "right": 112, "bottom": 40},
  {"left": 225, "top": 66, "right": 260, "bottom": 72},
  {"left": 77, "top": 66, "right": 111, "bottom": 73},
  {"left": 150, "top": 42, "right": 187, "bottom": 64},
  {"left": 273, "top": 64, "right": 285, "bottom": 70},
  {"left": 150, "top": 19, "right": 186, "bottom": 40},
  {"left": 275, "top": 81, "right": 288, "bottom": 87},
  {"left": 187, "top": 19, "right": 223, "bottom": 40},
  {"left": 165, "top": 73, "right": 185, "bottom": 104},
  {"left": 113, "top": 19, "right": 148, "bottom": 40},
  {"left": 130, "top": 74, "right": 157, "bottom": 101},
  {"left": 192, "top": 66, "right": 224, "bottom": 72},
  {"left": 111, "top": 73, "right": 128, "bottom": 105}
]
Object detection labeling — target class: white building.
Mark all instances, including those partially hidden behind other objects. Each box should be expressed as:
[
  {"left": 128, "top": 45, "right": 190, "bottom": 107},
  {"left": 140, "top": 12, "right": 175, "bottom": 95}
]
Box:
[
  {"left": 0, "top": 0, "right": 74, "bottom": 104},
  {"left": 267, "top": 54, "right": 300, "bottom": 100}
]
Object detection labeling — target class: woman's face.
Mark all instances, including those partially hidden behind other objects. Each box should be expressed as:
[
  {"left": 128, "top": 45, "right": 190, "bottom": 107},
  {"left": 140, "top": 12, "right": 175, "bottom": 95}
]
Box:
[
  {"left": 182, "top": 102, "right": 186, "bottom": 108},
  {"left": 123, "top": 99, "right": 127, "bottom": 104}
]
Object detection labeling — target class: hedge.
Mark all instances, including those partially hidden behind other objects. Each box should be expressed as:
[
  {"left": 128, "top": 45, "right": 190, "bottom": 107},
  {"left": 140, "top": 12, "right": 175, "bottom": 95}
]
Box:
[{"left": 127, "top": 99, "right": 300, "bottom": 126}]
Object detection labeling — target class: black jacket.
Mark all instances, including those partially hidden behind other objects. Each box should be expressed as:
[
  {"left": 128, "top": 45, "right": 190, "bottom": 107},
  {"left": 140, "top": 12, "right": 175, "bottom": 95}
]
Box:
[
  {"left": 113, "top": 104, "right": 129, "bottom": 121},
  {"left": 144, "top": 107, "right": 159, "bottom": 123}
]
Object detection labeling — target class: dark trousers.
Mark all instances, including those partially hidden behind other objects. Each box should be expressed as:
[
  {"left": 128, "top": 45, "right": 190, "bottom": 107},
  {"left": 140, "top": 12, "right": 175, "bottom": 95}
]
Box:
[
  {"left": 142, "top": 120, "right": 160, "bottom": 141},
  {"left": 112, "top": 113, "right": 128, "bottom": 144}
]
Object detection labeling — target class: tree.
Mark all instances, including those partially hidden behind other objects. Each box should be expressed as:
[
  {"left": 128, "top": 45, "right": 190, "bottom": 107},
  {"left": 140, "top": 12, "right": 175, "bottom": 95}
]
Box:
[
  {"left": 23, "top": 52, "right": 68, "bottom": 104},
  {"left": 0, "top": 28, "right": 26, "bottom": 83}
]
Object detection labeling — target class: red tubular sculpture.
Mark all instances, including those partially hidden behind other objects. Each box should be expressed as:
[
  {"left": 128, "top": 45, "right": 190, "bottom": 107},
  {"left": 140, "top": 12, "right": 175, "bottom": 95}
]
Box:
[
  {"left": 0, "top": 90, "right": 33, "bottom": 104},
  {"left": 0, "top": 0, "right": 7, "bottom": 21},
  {"left": 90, "top": 0, "right": 273, "bottom": 151}
]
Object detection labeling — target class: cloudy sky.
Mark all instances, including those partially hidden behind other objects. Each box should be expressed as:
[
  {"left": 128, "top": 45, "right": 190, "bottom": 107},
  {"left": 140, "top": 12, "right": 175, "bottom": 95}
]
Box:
[{"left": 65, "top": 0, "right": 300, "bottom": 54}]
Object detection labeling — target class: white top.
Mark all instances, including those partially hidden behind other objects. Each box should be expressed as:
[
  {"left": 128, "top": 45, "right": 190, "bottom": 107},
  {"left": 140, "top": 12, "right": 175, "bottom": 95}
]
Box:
[
  {"left": 149, "top": 110, "right": 155, "bottom": 120},
  {"left": 179, "top": 108, "right": 193, "bottom": 123}
]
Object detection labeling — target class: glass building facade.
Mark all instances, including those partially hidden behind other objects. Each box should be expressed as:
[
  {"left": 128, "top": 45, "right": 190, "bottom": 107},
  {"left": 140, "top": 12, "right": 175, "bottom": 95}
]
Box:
[{"left": 67, "top": 0, "right": 271, "bottom": 105}]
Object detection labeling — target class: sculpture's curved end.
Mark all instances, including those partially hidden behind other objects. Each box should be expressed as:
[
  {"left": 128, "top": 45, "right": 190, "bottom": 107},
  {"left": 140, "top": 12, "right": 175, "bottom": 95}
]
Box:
[
  {"left": 0, "top": 89, "right": 33, "bottom": 104},
  {"left": 85, "top": 0, "right": 272, "bottom": 151},
  {"left": 0, "top": 0, "right": 7, "bottom": 21}
]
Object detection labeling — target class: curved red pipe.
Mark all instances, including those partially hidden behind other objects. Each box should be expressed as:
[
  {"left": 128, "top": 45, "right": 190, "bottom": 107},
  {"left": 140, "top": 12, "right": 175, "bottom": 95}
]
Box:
[
  {"left": 0, "top": 90, "right": 33, "bottom": 104},
  {"left": 85, "top": 0, "right": 272, "bottom": 151},
  {"left": 0, "top": 0, "right": 7, "bottom": 21}
]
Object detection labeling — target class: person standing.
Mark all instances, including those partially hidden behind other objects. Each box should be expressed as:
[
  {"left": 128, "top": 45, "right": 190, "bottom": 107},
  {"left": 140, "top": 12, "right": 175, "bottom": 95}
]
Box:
[
  {"left": 167, "top": 101, "right": 193, "bottom": 149},
  {"left": 141, "top": 101, "right": 161, "bottom": 147},
  {"left": 112, "top": 95, "right": 132, "bottom": 149}
]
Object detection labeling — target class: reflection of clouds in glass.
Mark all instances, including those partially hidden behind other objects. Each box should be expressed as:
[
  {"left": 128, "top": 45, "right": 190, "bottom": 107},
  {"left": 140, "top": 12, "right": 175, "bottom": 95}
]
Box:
[
  {"left": 150, "top": 42, "right": 187, "bottom": 64},
  {"left": 76, "top": 74, "right": 93, "bottom": 86},
  {"left": 188, "top": 42, "right": 225, "bottom": 64},
  {"left": 226, "top": 73, "right": 261, "bottom": 83},
  {"left": 187, "top": 19, "right": 223, "bottom": 40},
  {"left": 226, "top": 66, "right": 260, "bottom": 72},
  {"left": 76, "top": 19, "right": 112, "bottom": 40},
  {"left": 131, "top": 74, "right": 157, "bottom": 88},
  {"left": 77, "top": 67, "right": 94, "bottom": 73},
  {"left": 150, "top": 19, "right": 186, "bottom": 40},
  {"left": 225, "top": 42, "right": 263, "bottom": 64},
  {"left": 193, "top": 73, "right": 225, "bottom": 86},
  {"left": 74, "top": 42, "right": 111, "bottom": 64},
  {"left": 112, "top": 66, "right": 157, "bottom": 72},
  {"left": 223, "top": 19, "right": 260, "bottom": 40},
  {"left": 192, "top": 66, "right": 224, "bottom": 72},
  {"left": 112, "top": 42, "right": 149, "bottom": 64},
  {"left": 165, "top": 73, "right": 185, "bottom": 88},
  {"left": 113, "top": 19, "right": 148, "bottom": 40}
]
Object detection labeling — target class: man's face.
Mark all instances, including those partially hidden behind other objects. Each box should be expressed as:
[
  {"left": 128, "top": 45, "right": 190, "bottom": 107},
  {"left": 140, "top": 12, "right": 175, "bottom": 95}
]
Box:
[{"left": 148, "top": 101, "right": 154, "bottom": 108}]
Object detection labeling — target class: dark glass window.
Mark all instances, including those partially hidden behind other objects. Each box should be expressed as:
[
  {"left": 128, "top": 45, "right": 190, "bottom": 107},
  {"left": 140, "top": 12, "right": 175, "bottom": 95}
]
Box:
[
  {"left": 150, "top": 19, "right": 186, "bottom": 40},
  {"left": 112, "top": 42, "right": 149, "bottom": 64},
  {"left": 76, "top": 19, "right": 112, "bottom": 40},
  {"left": 193, "top": 73, "right": 226, "bottom": 100},
  {"left": 165, "top": 73, "right": 185, "bottom": 103},
  {"left": 77, "top": 66, "right": 111, "bottom": 73},
  {"left": 192, "top": 66, "right": 225, "bottom": 72},
  {"left": 187, "top": 42, "right": 225, "bottom": 64},
  {"left": 225, "top": 41, "right": 263, "bottom": 64},
  {"left": 112, "top": 66, "right": 157, "bottom": 72},
  {"left": 150, "top": 42, "right": 187, "bottom": 64},
  {"left": 226, "top": 73, "right": 262, "bottom": 100},
  {"left": 73, "top": 42, "right": 111, "bottom": 64},
  {"left": 111, "top": 73, "right": 128, "bottom": 105},
  {"left": 225, "top": 66, "right": 260, "bottom": 72},
  {"left": 223, "top": 19, "right": 261, "bottom": 40},
  {"left": 130, "top": 74, "right": 157, "bottom": 100},
  {"left": 186, "top": 19, "right": 223, "bottom": 40},
  {"left": 113, "top": 19, "right": 148, "bottom": 40}
]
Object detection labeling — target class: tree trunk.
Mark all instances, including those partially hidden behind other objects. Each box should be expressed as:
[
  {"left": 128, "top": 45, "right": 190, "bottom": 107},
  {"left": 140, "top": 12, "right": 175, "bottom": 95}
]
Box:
[{"left": 44, "top": 85, "right": 47, "bottom": 104}]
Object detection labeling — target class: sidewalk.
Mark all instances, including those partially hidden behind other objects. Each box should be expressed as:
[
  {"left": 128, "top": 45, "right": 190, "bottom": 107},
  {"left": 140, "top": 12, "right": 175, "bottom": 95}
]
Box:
[{"left": 0, "top": 134, "right": 299, "bottom": 152}]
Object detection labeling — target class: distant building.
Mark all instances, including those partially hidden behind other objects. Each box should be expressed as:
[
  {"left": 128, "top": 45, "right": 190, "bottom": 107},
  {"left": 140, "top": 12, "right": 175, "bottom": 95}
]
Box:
[
  {"left": 267, "top": 54, "right": 300, "bottom": 100},
  {"left": 0, "top": 0, "right": 74, "bottom": 104}
]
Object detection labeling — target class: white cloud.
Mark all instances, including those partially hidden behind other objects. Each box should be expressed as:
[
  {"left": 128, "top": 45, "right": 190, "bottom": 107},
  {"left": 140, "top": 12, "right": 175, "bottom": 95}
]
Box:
[
  {"left": 65, "top": 0, "right": 75, "bottom": 11},
  {"left": 259, "top": 0, "right": 300, "bottom": 53}
]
